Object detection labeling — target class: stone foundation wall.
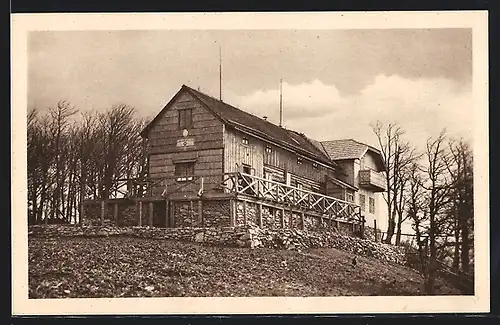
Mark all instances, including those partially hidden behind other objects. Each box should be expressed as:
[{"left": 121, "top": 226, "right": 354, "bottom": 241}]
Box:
[
  {"left": 83, "top": 198, "right": 362, "bottom": 238},
  {"left": 173, "top": 201, "right": 198, "bottom": 228},
  {"left": 29, "top": 225, "right": 406, "bottom": 266},
  {"left": 83, "top": 200, "right": 136, "bottom": 226},
  {"left": 202, "top": 200, "right": 231, "bottom": 228},
  {"left": 233, "top": 201, "right": 360, "bottom": 236}
]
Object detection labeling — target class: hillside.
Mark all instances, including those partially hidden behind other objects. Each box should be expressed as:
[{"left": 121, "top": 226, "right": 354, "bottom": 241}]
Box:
[{"left": 28, "top": 236, "right": 460, "bottom": 298}]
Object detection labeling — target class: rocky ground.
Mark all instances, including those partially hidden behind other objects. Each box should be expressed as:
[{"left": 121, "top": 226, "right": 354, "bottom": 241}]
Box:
[{"left": 28, "top": 236, "right": 460, "bottom": 298}]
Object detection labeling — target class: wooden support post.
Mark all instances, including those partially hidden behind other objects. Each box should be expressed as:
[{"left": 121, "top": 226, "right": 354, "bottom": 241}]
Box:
[
  {"left": 165, "top": 201, "right": 170, "bottom": 228},
  {"left": 113, "top": 203, "right": 118, "bottom": 225},
  {"left": 280, "top": 207, "right": 285, "bottom": 228},
  {"left": 197, "top": 200, "right": 203, "bottom": 227},
  {"left": 289, "top": 208, "right": 293, "bottom": 229},
  {"left": 170, "top": 201, "right": 175, "bottom": 228},
  {"left": 149, "top": 202, "right": 154, "bottom": 227},
  {"left": 229, "top": 199, "right": 236, "bottom": 227},
  {"left": 100, "top": 200, "right": 106, "bottom": 225},
  {"left": 138, "top": 201, "right": 143, "bottom": 226},
  {"left": 258, "top": 203, "right": 263, "bottom": 227},
  {"left": 243, "top": 201, "right": 247, "bottom": 226},
  {"left": 374, "top": 219, "right": 378, "bottom": 242},
  {"left": 301, "top": 212, "right": 305, "bottom": 230},
  {"left": 189, "top": 200, "right": 194, "bottom": 228}
]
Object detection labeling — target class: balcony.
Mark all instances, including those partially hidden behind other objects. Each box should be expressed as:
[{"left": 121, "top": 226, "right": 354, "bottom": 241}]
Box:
[
  {"left": 100, "top": 172, "right": 363, "bottom": 223},
  {"left": 359, "top": 169, "right": 386, "bottom": 192}
]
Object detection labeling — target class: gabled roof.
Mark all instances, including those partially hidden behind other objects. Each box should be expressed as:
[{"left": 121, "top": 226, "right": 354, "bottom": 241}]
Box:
[
  {"left": 320, "top": 139, "right": 386, "bottom": 171},
  {"left": 141, "top": 85, "right": 336, "bottom": 168}
]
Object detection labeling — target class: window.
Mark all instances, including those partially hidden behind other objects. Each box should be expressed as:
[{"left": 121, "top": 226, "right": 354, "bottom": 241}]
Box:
[
  {"left": 178, "top": 109, "right": 193, "bottom": 129},
  {"left": 312, "top": 162, "right": 318, "bottom": 169},
  {"left": 264, "top": 145, "right": 273, "bottom": 165},
  {"left": 297, "top": 157, "right": 303, "bottom": 165},
  {"left": 242, "top": 164, "right": 251, "bottom": 174},
  {"left": 175, "top": 162, "right": 195, "bottom": 182},
  {"left": 346, "top": 191, "right": 354, "bottom": 203},
  {"left": 242, "top": 137, "right": 249, "bottom": 145},
  {"left": 369, "top": 197, "right": 375, "bottom": 214},
  {"left": 359, "top": 194, "right": 366, "bottom": 212}
]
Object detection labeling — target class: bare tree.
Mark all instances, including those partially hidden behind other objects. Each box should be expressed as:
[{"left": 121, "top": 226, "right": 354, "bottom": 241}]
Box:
[
  {"left": 407, "top": 161, "right": 427, "bottom": 272},
  {"left": 48, "top": 101, "right": 77, "bottom": 222},
  {"left": 371, "top": 122, "right": 417, "bottom": 244},
  {"left": 421, "top": 130, "right": 454, "bottom": 294},
  {"left": 445, "top": 138, "right": 474, "bottom": 273}
]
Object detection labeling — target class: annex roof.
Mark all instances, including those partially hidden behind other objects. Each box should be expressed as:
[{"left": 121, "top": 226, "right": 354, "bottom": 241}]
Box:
[{"left": 320, "top": 139, "right": 386, "bottom": 171}]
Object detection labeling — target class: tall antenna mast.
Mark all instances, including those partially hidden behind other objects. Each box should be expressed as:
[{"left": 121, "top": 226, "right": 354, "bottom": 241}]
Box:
[
  {"left": 219, "top": 45, "right": 222, "bottom": 101},
  {"left": 279, "top": 79, "right": 283, "bottom": 127}
]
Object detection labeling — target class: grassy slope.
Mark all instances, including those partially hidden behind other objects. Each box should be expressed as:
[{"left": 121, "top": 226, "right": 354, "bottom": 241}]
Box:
[{"left": 28, "top": 236, "right": 460, "bottom": 298}]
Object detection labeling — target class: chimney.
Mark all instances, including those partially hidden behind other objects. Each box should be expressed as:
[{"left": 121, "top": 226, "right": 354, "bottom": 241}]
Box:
[{"left": 263, "top": 116, "right": 268, "bottom": 121}]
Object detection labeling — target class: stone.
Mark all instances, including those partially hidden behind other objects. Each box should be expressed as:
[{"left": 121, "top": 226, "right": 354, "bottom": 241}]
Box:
[
  {"left": 194, "top": 232, "right": 205, "bottom": 243},
  {"left": 239, "top": 233, "right": 251, "bottom": 241}
]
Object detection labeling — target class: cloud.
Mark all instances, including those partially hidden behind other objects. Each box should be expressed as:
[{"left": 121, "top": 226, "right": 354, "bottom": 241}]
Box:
[
  {"left": 228, "top": 75, "right": 473, "bottom": 150},
  {"left": 224, "top": 80, "right": 343, "bottom": 122}
]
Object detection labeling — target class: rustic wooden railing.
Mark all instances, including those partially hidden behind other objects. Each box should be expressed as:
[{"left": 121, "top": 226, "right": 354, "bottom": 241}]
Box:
[
  {"left": 221, "top": 172, "right": 362, "bottom": 223},
  {"left": 359, "top": 169, "right": 386, "bottom": 192},
  {"left": 87, "top": 172, "right": 362, "bottom": 223}
]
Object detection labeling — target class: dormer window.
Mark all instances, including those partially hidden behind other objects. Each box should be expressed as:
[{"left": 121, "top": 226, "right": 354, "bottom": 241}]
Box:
[
  {"left": 265, "top": 146, "right": 272, "bottom": 154},
  {"left": 242, "top": 137, "right": 249, "bottom": 145},
  {"left": 297, "top": 157, "right": 303, "bottom": 165}
]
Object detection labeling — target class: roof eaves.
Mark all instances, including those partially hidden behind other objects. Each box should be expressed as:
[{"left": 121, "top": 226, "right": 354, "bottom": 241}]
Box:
[{"left": 140, "top": 85, "right": 187, "bottom": 138}]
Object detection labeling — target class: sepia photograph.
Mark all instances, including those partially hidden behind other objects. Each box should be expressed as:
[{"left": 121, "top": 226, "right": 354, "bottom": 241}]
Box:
[{"left": 11, "top": 11, "right": 489, "bottom": 315}]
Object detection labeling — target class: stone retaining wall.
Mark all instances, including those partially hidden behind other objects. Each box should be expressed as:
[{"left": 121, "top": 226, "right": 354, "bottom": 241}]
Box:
[{"left": 28, "top": 225, "right": 406, "bottom": 266}]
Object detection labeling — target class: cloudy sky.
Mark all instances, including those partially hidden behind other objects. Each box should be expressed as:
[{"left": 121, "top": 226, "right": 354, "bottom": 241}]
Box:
[{"left": 28, "top": 29, "right": 472, "bottom": 150}]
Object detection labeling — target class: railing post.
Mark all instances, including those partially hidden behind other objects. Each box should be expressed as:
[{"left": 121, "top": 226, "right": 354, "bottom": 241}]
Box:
[{"left": 301, "top": 212, "right": 305, "bottom": 230}]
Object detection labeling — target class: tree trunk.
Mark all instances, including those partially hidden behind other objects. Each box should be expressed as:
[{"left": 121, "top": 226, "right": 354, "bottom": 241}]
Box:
[
  {"left": 29, "top": 182, "right": 38, "bottom": 225},
  {"left": 453, "top": 216, "right": 460, "bottom": 271},
  {"left": 384, "top": 209, "right": 396, "bottom": 244},
  {"left": 425, "top": 201, "right": 437, "bottom": 295},
  {"left": 395, "top": 215, "right": 403, "bottom": 246},
  {"left": 461, "top": 213, "right": 470, "bottom": 273}
]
